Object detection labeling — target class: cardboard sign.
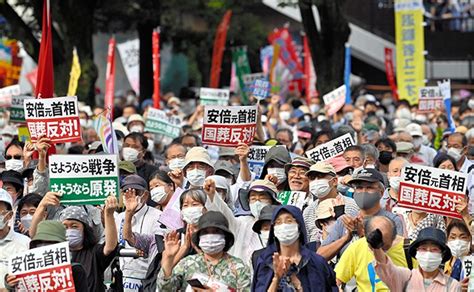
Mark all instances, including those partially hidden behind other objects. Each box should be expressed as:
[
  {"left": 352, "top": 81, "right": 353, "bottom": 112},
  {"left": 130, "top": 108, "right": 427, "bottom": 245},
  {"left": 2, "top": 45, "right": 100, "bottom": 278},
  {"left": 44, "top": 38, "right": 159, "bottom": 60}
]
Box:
[
  {"left": 0, "top": 84, "right": 20, "bottom": 107},
  {"left": 248, "top": 145, "right": 272, "bottom": 178},
  {"left": 8, "top": 242, "right": 75, "bottom": 292},
  {"left": 277, "top": 191, "right": 308, "bottom": 210},
  {"left": 49, "top": 154, "right": 119, "bottom": 205},
  {"left": 323, "top": 85, "right": 346, "bottom": 116},
  {"left": 251, "top": 79, "right": 271, "bottom": 100},
  {"left": 305, "top": 133, "right": 355, "bottom": 162},
  {"left": 144, "top": 108, "right": 181, "bottom": 138},
  {"left": 417, "top": 86, "right": 443, "bottom": 113},
  {"left": 202, "top": 105, "right": 257, "bottom": 147},
  {"left": 200, "top": 88, "right": 229, "bottom": 106},
  {"left": 9, "top": 95, "right": 32, "bottom": 123},
  {"left": 397, "top": 164, "right": 468, "bottom": 219},
  {"left": 24, "top": 96, "right": 81, "bottom": 143}
]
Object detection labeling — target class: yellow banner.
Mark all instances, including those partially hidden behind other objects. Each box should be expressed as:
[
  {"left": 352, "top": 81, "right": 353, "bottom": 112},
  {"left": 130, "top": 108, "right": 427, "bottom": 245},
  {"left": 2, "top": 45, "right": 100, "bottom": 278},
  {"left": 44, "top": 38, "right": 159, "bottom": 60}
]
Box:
[
  {"left": 67, "top": 48, "right": 81, "bottom": 96},
  {"left": 395, "top": 0, "right": 425, "bottom": 105}
]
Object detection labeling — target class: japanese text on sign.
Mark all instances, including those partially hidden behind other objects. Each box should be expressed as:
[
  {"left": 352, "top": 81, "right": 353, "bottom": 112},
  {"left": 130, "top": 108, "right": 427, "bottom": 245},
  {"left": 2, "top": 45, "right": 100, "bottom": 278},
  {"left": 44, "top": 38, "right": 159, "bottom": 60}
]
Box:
[
  {"left": 305, "top": 133, "right": 355, "bottom": 162},
  {"left": 243, "top": 72, "right": 265, "bottom": 90},
  {"left": 418, "top": 86, "right": 443, "bottom": 113},
  {"left": 9, "top": 95, "right": 33, "bottom": 123},
  {"left": 277, "top": 191, "right": 308, "bottom": 210},
  {"left": 200, "top": 88, "right": 229, "bottom": 106},
  {"left": 248, "top": 145, "right": 272, "bottom": 178},
  {"left": 144, "top": 108, "right": 181, "bottom": 138},
  {"left": 251, "top": 79, "right": 271, "bottom": 100},
  {"left": 0, "top": 84, "right": 20, "bottom": 107},
  {"left": 323, "top": 85, "right": 346, "bottom": 116}
]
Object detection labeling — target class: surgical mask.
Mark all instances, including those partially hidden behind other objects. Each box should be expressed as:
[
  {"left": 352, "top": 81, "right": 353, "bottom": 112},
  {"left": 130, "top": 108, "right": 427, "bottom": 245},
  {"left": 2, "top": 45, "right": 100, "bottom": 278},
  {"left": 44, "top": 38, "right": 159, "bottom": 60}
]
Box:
[
  {"left": 267, "top": 168, "right": 287, "bottom": 184},
  {"left": 309, "top": 104, "right": 320, "bottom": 114},
  {"left": 378, "top": 151, "right": 393, "bottom": 165},
  {"left": 249, "top": 201, "right": 270, "bottom": 218},
  {"left": 447, "top": 147, "right": 463, "bottom": 162},
  {"left": 147, "top": 140, "right": 154, "bottom": 152},
  {"left": 310, "top": 179, "right": 332, "bottom": 198},
  {"left": 80, "top": 119, "right": 88, "bottom": 128},
  {"left": 353, "top": 191, "right": 381, "bottom": 210},
  {"left": 150, "top": 186, "right": 168, "bottom": 204},
  {"left": 5, "top": 159, "right": 24, "bottom": 172},
  {"left": 260, "top": 230, "right": 270, "bottom": 247},
  {"left": 168, "top": 158, "right": 185, "bottom": 170},
  {"left": 422, "top": 135, "right": 430, "bottom": 146},
  {"left": 416, "top": 251, "right": 442, "bottom": 272},
  {"left": 274, "top": 223, "right": 299, "bottom": 246},
  {"left": 279, "top": 111, "right": 291, "bottom": 121},
  {"left": 447, "top": 239, "right": 470, "bottom": 258},
  {"left": 186, "top": 169, "right": 206, "bottom": 186},
  {"left": 389, "top": 176, "right": 402, "bottom": 192},
  {"left": 413, "top": 137, "right": 423, "bottom": 149},
  {"left": 66, "top": 229, "right": 84, "bottom": 249},
  {"left": 122, "top": 147, "right": 140, "bottom": 163},
  {"left": 0, "top": 214, "right": 8, "bottom": 229},
  {"left": 199, "top": 233, "right": 226, "bottom": 255},
  {"left": 130, "top": 125, "right": 144, "bottom": 133},
  {"left": 181, "top": 206, "right": 203, "bottom": 224},
  {"left": 20, "top": 214, "right": 33, "bottom": 229}
]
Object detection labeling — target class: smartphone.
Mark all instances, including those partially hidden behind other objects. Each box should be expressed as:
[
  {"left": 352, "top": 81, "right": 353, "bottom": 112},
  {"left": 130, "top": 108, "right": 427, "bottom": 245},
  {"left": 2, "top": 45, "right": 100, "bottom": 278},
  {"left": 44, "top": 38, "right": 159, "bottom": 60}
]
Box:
[{"left": 187, "top": 279, "right": 207, "bottom": 289}]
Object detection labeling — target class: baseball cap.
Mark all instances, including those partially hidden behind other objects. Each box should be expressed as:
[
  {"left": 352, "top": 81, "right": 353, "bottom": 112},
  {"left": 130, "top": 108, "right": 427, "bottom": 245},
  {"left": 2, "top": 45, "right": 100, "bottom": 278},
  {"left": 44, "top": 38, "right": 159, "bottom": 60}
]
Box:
[
  {"left": 327, "top": 156, "right": 353, "bottom": 173},
  {"left": 121, "top": 174, "right": 147, "bottom": 191},
  {"left": 214, "top": 160, "right": 235, "bottom": 177},
  {"left": 347, "top": 168, "right": 385, "bottom": 186},
  {"left": 306, "top": 161, "right": 336, "bottom": 177},
  {"left": 406, "top": 123, "right": 423, "bottom": 137},
  {"left": 0, "top": 189, "right": 12, "bottom": 209}
]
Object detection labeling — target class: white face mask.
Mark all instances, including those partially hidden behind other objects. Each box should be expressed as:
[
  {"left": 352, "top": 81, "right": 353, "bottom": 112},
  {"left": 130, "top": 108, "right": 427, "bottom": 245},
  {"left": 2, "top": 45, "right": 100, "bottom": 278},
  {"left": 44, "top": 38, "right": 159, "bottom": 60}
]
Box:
[
  {"left": 130, "top": 125, "right": 144, "bottom": 133},
  {"left": 147, "top": 140, "right": 154, "bottom": 152},
  {"left": 150, "top": 186, "right": 168, "bottom": 204},
  {"left": 416, "top": 251, "right": 442, "bottom": 272},
  {"left": 260, "top": 230, "right": 270, "bottom": 247},
  {"left": 122, "top": 147, "right": 140, "bottom": 163},
  {"left": 447, "top": 239, "right": 471, "bottom": 258},
  {"left": 447, "top": 147, "right": 463, "bottom": 162},
  {"left": 5, "top": 159, "right": 24, "bottom": 172},
  {"left": 309, "top": 104, "right": 320, "bottom": 114},
  {"left": 389, "top": 176, "right": 401, "bottom": 192},
  {"left": 274, "top": 223, "right": 299, "bottom": 246},
  {"left": 267, "top": 168, "right": 287, "bottom": 185},
  {"left": 186, "top": 169, "right": 207, "bottom": 186},
  {"left": 279, "top": 111, "right": 291, "bottom": 121},
  {"left": 310, "top": 179, "right": 332, "bottom": 198},
  {"left": 20, "top": 214, "right": 33, "bottom": 229},
  {"left": 181, "top": 206, "right": 203, "bottom": 224},
  {"left": 199, "top": 233, "right": 226, "bottom": 255},
  {"left": 249, "top": 201, "right": 270, "bottom": 218},
  {"left": 168, "top": 158, "right": 186, "bottom": 170},
  {"left": 422, "top": 135, "right": 430, "bottom": 146},
  {"left": 412, "top": 137, "right": 423, "bottom": 149}
]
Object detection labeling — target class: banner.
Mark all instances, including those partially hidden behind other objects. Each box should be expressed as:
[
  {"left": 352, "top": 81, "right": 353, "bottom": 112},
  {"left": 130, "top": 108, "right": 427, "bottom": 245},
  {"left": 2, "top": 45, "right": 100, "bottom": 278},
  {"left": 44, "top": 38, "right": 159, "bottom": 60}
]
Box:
[
  {"left": 251, "top": 79, "right": 271, "bottom": 100},
  {"left": 200, "top": 87, "right": 229, "bottom": 106},
  {"left": 417, "top": 86, "right": 443, "bottom": 113},
  {"left": 8, "top": 242, "right": 75, "bottom": 292},
  {"left": 231, "top": 47, "right": 251, "bottom": 104},
  {"left": 461, "top": 256, "right": 474, "bottom": 279},
  {"left": 306, "top": 133, "right": 355, "bottom": 162},
  {"left": 117, "top": 38, "right": 140, "bottom": 94},
  {"left": 67, "top": 48, "right": 81, "bottom": 97},
  {"left": 277, "top": 191, "right": 308, "bottom": 210},
  {"left": 210, "top": 10, "right": 232, "bottom": 88},
  {"left": 260, "top": 46, "right": 273, "bottom": 77},
  {"left": 144, "top": 108, "right": 181, "bottom": 138},
  {"left": 0, "top": 84, "right": 20, "bottom": 107},
  {"left": 397, "top": 164, "right": 467, "bottom": 219},
  {"left": 267, "top": 27, "right": 304, "bottom": 81},
  {"left": 0, "top": 39, "right": 23, "bottom": 88},
  {"left": 202, "top": 105, "right": 257, "bottom": 147},
  {"left": 395, "top": 0, "right": 425, "bottom": 105},
  {"left": 93, "top": 114, "right": 119, "bottom": 154},
  {"left": 344, "top": 43, "right": 351, "bottom": 104},
  {"left": 24, "top": 96, "right": 81, "bottom": 143},
  {"left": 9, "top": 95, "right": 33, "bottom": 123},
  {"left": 105, "top": 38, "right": 116, "bottom": 115},
  {"left": 36, "top": 0, "right": 54, "bottom": 98},
  {"left": 248, "top": 145, "right": 272, "bottom": 178},
  {"left": 152, "top": 29, "right": 161, "bottom": 109},
  {"left": 384, "top": 47, "right": 399, "bottom": 100},
  {"left": 303, "top": 35, "right": 317, "bottom": 104},
  {"left": 438, "top": 79, "right": 456, "bottom": 133},
  {"left": 323, "top": 85, "right": 346, "bottom": 116},
  {"left": 49, "top": 154, "right": 119, "bottom": 205}
]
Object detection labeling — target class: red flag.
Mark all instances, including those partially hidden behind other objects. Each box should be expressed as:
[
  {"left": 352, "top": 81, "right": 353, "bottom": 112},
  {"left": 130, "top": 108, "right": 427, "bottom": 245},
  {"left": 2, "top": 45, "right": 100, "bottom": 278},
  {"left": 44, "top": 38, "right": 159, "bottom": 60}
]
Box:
[
  {"left": 152, "top": 29, "right": 160, "bottom": 109},
  {"left": 384, "top": 47, "right": 399, "bottom": 101},
  {"left": 209, "top": 10, "right": 232, "bottom": 88},
  {"left": 105, "top": 38, "right": 116, "bottom": 117},
  {"left": 35, "top": 0, "right": 54, "bottom": 98}
]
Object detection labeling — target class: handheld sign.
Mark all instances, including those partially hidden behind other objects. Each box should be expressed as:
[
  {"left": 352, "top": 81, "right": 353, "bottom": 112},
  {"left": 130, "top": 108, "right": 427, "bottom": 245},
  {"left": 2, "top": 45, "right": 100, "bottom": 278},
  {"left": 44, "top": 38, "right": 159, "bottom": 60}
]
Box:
[
  {"left": 202, "top": 105, "right": 258, "bottom": 147},
  {"left": 243, "top": 72, "right": 265, "bottom": 91},
  {"left": 0, "top": 84, "right": 20, "bottom": 107},
  {"left": 305, "top": 133, "right": 355, "bottom": 162},
  {"left": 144, "top": 108, "right": 181, "bottom": 138},
  {"left": 323, "top": 85, "right": 346, "bottom": 116},
  {"left": 199, "top": 88, "right": 229, "bottom": 106},
  {"left": 8, "top": 242, "right": 75, "bottom": 292},
  {"left": 251, "top": 79, "right": 271, "bottom": 100},
  {"left": 49, "top": 154, "right": 119, "bottom": 205},
  {"left": 397, "top": 164, "right": 467, "bottom": 219},
  {"left": 24, "top": 96, "right": 81, "bottom": 143},
  {"left": 248, "top": 145, "right": 271, "bottom": 178},
  {"left": 9, "top": 95, "right": 32, "bottom": 123},
  {"left": 277, "top": 191, "right": 308, "bottom": 210},
  {"left": 418, "top": 86, "right": 443, "bottom": 113}
]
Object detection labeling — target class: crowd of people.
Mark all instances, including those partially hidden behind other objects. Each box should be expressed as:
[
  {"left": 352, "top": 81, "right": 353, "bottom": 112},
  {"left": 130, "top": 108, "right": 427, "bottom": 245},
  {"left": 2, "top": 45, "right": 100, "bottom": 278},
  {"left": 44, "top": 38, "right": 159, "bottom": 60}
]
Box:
[{"left": 0, "top": 88, "right": 473, "bottom": 291}]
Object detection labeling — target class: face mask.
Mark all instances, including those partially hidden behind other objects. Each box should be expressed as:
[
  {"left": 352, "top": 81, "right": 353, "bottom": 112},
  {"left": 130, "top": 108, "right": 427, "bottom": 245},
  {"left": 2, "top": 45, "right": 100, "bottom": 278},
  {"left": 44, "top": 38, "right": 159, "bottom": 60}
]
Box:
[
  {"left": 20, "top": 214, "right": 33, "bottom": 229},
  {"left": 249, "top": 201, "right": 270, "bottom": 218},
  {"left": 274, "top": 223, "right": 300, "bottom": 246},
  {"left": 181, "top": 206, "right": 203, "bottom": 224},
  {"left": 150, "top": 186, "right": 168, "bottom": 204},
  {"left": 447, "top": 147, "right": 463, "bottom": 162},
  {"left": 353, "top": 191, "right": 381, "bottom": 210},
  {"left": 378, "top": 151, "right": 393, "bottom": 165},
  {"left": 310, "top": 179, "right": 332, "bottom": 198},
  {"left": 66, "top": 229, "right": 84, "bottom": 249},
  {"left": 375, "top": 110, "right": 385, "bottom": 117},
  {"left": 0, "top": 213, "right": 9, "bottom": 230},
  {"left": 130, "top": 125, "right": 144, "bottom": 133},
  {"left": 416, "top": 251, "right": 442, "bottom": 272},
  {"left": 389, "top": 176, "right": 401, "bottom": 192},
  {"left": 5, "top": 159, "right": 24, "bottom": 172},
  {"left": 199, "top": 233, "right": 226, "bottom": 255},
  {"left": 122, "top": 147, "right": 140, "bottom": 163},
  {"left": 147, "top": 140, "right": 154, "bottom": 152},
  {"left": 422, "top": 135, "right": 430, "bottom": 146},
  {"left": 413, "top": 137, "right": 423, "bottom": 149},
  {"left": 186, "top": 169, "right": 206, "bottom": 186},
  {"left": 168, "top": 158, "right": 185, "bottom": 170},
  {"left": 309, "top": 104, "right": 320, "bottom": 114},
  {"left": 269, "top": 118, "right": 278, "bottom": 126},
  {"left": 279, "top": 111, "right": 291, "bottom": 121},
  {"left": 267, "top": 168, "right": 287, "bottom": 185},
  {"left": 260, "top": 230, "right": 270, "bottom": 247},
  {"left": 447, "top": 239, "right": 470, "bottom": 258}
]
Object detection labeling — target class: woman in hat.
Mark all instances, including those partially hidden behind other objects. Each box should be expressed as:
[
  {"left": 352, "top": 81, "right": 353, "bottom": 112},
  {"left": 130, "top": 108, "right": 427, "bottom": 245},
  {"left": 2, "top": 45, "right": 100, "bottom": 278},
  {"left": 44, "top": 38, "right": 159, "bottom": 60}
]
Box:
[{"left": 157, "top": 211, "right": 251, "bottom": 291}]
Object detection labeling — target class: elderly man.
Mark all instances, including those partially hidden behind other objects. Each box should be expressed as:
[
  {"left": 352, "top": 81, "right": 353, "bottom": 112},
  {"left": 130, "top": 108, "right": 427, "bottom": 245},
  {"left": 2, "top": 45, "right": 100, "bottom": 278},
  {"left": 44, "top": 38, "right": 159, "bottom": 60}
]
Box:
[
  {"left": 164, "top": 143, "right": 187, "bottom": 171},
  {"left": 406, "top": 123, "right": 437, "bottom": 166},
  {"left": 343, "top": 145, "right": 365, "bottom": 172},
  {"left": 284, "top": 157, "right": 313, "bottom": 193},
  {"left": 447, "top": 132, "right": 472, "bottom": 174},
  {"left": 177, "top": 146, "right": 214, "bottom": 188}
]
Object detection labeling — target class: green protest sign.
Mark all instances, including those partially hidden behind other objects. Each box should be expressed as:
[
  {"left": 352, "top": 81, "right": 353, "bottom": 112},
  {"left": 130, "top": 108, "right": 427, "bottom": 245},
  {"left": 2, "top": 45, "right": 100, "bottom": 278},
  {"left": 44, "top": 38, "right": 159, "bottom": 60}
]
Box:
[
  {"left": 9, "top": 95, "right": 33, "bottom": 123},
  {"left": 277, "top": 191, "right": 308, "bottom": 210},
  {"left": 232, "top": 47, "right": 251, "bottom": 104},
  {"left": 200, "top": 87, "right": 229, "bottom": 106},
  {"left": 49, "top": 154, "right": 119, "bottom": 205},
  {"left": 144, "top": 108, "right": 181, "bottom": 138}
]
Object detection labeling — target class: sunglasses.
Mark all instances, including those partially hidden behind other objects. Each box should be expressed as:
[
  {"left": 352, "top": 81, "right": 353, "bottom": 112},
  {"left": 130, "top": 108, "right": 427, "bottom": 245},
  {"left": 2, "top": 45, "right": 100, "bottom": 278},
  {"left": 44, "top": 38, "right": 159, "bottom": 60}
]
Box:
[{"left": 5, "top": 155, "right": 22, "bottom": 160}]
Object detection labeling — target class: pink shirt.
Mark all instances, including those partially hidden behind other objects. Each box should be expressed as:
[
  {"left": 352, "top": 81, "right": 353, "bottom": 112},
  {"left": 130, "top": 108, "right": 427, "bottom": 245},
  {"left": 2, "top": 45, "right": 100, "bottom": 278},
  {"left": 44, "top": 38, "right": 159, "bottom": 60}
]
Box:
[{"left": 374, "top": 257, "right": 461, "bottom": 292}]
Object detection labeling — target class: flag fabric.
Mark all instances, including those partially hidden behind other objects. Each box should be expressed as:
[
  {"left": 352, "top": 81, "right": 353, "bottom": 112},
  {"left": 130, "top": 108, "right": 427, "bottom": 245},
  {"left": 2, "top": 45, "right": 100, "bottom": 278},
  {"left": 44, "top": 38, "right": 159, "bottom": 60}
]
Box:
[
  {"left": 231, "top": 47, "right": 251, "bottom": 104},
  {"left": 303, "top": 35, "right": 317, "bottom": 104},
  {"left": 152, "top": 29, "right": 161, "bottom": 109},
  {"left": 438, "top": 79, "right": 456, "bottom": 133},
  {"left": 67, "top": 48, "right": 81, "bottom": 96},
  {"left": 93, "top": 114, "right": 118, "bottom": 154},
  {"left": 344, "top": 43, "right": 351, "bottom": 104},
  {"left": 260, "top": 45, "right": 273, "bottom": 77},
  {"left": 117, "top": 39, "right": 140, "bottom": 94},
  {"left": 210, "top": 10, "right": 232, "bottom": 88},
  {"left": 35, "top": 0, "right": 54, "bottom": 98},
  {"left": 384, "top": 47, "right": 399, "bottom": 100},
  {"left": 105, "top": 38, "right": 116, "bottom": 116}
]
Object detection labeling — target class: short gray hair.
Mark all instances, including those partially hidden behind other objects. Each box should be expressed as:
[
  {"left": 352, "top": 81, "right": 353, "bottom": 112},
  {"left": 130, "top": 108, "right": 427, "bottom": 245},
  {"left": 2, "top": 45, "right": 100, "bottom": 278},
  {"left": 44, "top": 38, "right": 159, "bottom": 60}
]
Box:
[{"left": 361, "top": 144, "right": 379, "bottom": 161}]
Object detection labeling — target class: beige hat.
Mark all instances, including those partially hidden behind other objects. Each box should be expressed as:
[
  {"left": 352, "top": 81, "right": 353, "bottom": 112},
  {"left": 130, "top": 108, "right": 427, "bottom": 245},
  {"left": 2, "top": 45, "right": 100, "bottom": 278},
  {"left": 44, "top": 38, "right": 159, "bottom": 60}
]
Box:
[
  {"left": 394, "top": 119, "right": 412, "bottom": 133},
  {"left": 406, "top": 123, "right": 423, "bottom": 137},
  {"left": 183, "top": 147, "right": 213, "bottom": 170},
  {"left": 306, "top": 161, "right": 336, "bottom": 177},
  {"left": 127, "top": 114, "right": 145, "bottom": 125},
  {"left": 396, "top": 142, "right": 414, "bottom": 154},
  {"left": 316, "top": 199, "right": 336, "bottom": 221},
  {"left": 456, "top": 126, "right": 468, "bottom": 134},
  {"left": 168, "top": 96, "right": 181, "bottom": 106}
]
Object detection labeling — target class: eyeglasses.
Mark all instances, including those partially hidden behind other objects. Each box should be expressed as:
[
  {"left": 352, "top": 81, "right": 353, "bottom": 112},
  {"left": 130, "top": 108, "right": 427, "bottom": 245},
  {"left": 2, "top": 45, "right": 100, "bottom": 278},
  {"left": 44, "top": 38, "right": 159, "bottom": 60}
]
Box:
[
  {"left": 288, "top": 169, "right": 308, "bottom": 177},
  {"left": 5, "top": 155, "right": 22, "bottom": 160}
]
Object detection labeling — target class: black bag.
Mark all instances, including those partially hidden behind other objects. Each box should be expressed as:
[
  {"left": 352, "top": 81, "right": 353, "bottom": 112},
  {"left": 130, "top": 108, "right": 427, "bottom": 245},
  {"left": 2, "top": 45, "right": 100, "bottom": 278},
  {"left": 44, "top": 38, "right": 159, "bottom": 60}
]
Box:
[
  {"left": 108, "top": 257, "right": 124, "bottom": 292},
  {"left": 140, "top": 235, "right": 165, "bottom": 292}
]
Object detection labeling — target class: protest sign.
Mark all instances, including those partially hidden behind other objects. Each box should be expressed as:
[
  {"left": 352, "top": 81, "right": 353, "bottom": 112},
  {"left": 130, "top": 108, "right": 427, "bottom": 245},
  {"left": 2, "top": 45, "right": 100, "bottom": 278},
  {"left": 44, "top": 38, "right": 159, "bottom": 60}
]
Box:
[
  {"left": 397, "top": 164, "right": 467, "bottom": 219},
  {"left": 277, "top": 191, "right": 308, "bottom": 210},
  {"left": 248, "top": 145, "right": 272, "bottom": 178},
  {"left": 251, "top": 79, "right": 271, "bottom": 100},
  {"left": 462, "top": 256, "right": 474, "bottom": 278},
  {"left": 144, "top": 108, "right": 181, "bottom": 138},
  {"left": 18, "top": 126, "right": 30, "bottom": 142},
  {"left": 0, "top": 84, "right": 20, "bottom": 107},
  {"left": 9, "top": 95, "right": 33, "bottom": 123},
  {"left": 8, "top": 242, "right": 75, "bottom": 292},
  {"left": 199, "top": 87, "right": 229, "bottom": 106},
  {"left": 243, "top": 72, "right": 265, "bottom": 91},
  {"left": 202, "top": 105, "right": 257, "bottom": 147},
  {"left": 417, "top": 86, "right": 443, "bottom": 113},
  {"left": 49, "top": 154, "right": 119, "bottom": 205},
  {"left": 117, "top": 38, "right": 140, "bottom": 94},
  {"left": 305, "top": 133, "right": 355, "bottom": 162},
  {"left": 24, "top": 96, "right": 81, "bottom": 143},
  {"left": 323, "top": 85, "right": 346, "bottom": 116}
]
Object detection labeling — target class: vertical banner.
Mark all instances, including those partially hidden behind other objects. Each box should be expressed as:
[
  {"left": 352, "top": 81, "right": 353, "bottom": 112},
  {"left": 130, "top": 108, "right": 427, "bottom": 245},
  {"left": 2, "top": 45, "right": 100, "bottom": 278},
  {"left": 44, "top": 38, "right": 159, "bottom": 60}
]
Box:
[
  {"left": 343, "top": 43, "right": 351, "bottom": 104},
  {"left": 303, "top": 35, "right": 317, "bottom": 105},
  {"left": 67, "top": 48, "right": 81, "bottom": 97},
  {"left": 438, "top": 79, "right": 456, "bottom": 133},
  {"left": 94, "top": 114, "right": 119, "bottom": 154},
  {"left": 384, "top": 47, "right": 399, "bottom": 101},
  {"left": 36, "top": 0, "right": 54, "bottom": 98},
  {"left": 152, "top": 29, "right": 161, "bottom": 109},
  {"left": 105, "top": 38, "right": 116, "bottom": 116},
  {"left": 395, "top": 0, "right": 425, "bottom": 105},
  {"left": 231, "top": 47, "right": 251, "bottom": 104},
  {"left": 117, "top": 39, "right": 140, "bottom": 95},
  {"left": 269, "top": 44, "right": 280, "bottom": 94},
  {"left": 210, "top": 10, "right": 232, "bottom": 88},
  {"left": 260, "top": 45, "right": 273, "bottom": 77}
]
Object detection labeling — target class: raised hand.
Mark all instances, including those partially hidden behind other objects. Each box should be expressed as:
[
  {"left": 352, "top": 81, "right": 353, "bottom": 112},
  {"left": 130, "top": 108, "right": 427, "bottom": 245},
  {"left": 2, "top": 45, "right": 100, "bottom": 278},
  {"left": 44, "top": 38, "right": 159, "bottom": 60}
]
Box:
[
  {"left": 104, "top": 195, "right": 118, "bottom": 216},
  {"left": 203, "top": 179, "right": 216, "bottom": 200},
  {"left": 163, "top": 230, "right": 181, "bottom": 258},
  {"left": 235, "top": 143, "right": 250, "bottom": 162},
  {"left": 272, "top": 252, "right": 290, "bottom": 280},
  {"left": 123, "top": 189, "right": 138, "bottom": 213}
]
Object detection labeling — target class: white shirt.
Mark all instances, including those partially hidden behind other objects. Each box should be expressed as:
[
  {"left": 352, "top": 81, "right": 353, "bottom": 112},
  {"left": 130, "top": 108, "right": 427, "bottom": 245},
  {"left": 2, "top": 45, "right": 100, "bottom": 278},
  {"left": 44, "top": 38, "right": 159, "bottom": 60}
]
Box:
[{"left": 0, "top": 227, "right": 30, "bottom": 288}]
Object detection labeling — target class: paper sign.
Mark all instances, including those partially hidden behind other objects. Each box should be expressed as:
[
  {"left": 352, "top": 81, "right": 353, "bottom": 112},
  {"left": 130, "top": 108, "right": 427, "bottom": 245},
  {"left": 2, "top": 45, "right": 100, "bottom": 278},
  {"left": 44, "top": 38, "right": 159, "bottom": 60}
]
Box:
[
  {"left": 0, "top": 84, "right": 20, "bottom": 107},
  {"left": 202, "top": 105, "right": 257, "bottom": 147},
  {"left": 24, "top": 96, "right": 81, "bottom": 143},
  {"left": 418, "top": 86, "right": 443, "bottom": 113},
  {"left": 397, "top": 164, "right": 468, "bottom": 219},
  {"left": 18, "top": 126, "right": 30, "bottom": 142},
  {"left": 277, "top": 191, "right": 308, "bottom": 210},
  {"left": 251, "top": 79, "right": 271, "bottom": 100},
  {"left": 49, "top": 154, "right": 119, "bottom": 205},
  {"left": 243, "top": 72, "right": 265, "bottom": 90},
  {"left": 8, "top": 242, "right": 75, "bottom": 292},
  {"left": 461, "top": 256, "right": 474, "bottom": 279},
  {"left": 9, "top": 95, "right": 33, "bottom": 123},
  {"left": 323, "top": 85, "right": 346, "bottom": 116},
  {"left": 159, "top": 188, "right": 184, "bottom": 230},
  {"left": 305, "top": 133, "right": 355, "bottom": 162},
  {"left": 200, "top": 88, "right": 229, "bottom": 106},
  {"left": 248, "top": 145, "right": 271, "bottom": 178},
  {"left": 144, "top": 108, "right": 181, "bottom": 138}
]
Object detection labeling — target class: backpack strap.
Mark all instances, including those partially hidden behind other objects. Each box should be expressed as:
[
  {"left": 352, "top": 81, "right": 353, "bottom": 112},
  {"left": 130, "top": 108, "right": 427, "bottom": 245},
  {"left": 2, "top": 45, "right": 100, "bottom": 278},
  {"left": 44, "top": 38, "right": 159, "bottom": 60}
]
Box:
[{"left": 403, "top": 238, "right": 413, "bottom": 270}]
